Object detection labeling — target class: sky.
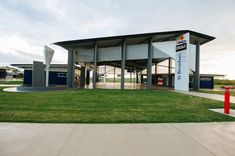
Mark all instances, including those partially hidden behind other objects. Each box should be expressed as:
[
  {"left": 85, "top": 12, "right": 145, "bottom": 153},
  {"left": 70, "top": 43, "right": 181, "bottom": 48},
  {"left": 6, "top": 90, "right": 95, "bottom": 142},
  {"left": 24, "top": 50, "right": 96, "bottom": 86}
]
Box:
[{"left": 0, "top": 0, "right": 235, "bottom": 79}]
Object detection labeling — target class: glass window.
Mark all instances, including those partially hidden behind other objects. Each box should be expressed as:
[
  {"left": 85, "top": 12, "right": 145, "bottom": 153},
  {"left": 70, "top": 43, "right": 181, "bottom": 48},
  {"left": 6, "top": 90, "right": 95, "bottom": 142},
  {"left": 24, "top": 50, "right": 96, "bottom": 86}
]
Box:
[{"left": 58, "top": 73, "right": 67, "bottom": 77}]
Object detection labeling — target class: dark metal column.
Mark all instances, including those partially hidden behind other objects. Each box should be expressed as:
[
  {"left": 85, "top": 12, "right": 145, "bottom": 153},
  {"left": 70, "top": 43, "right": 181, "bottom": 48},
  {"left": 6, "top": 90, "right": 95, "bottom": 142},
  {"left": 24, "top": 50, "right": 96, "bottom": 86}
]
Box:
[
  {"left": 80, "top": 66, "right": 86, "bottom": 88},
  {"left": 92, "top": 43, "right": 98, "bottom": 89},
  {"left": 140, "top": 70, "right": 143, "bottom": 83},
  {"left": 113, "top": 67, "right": 116, "bottom": 83},
  {"left": 193, "top": 42, "right": 200, "bottom": 90},
  {"left": 121, "top": 41, "right": 126, "bottom": 90},
  {"left": 147, "top": 38, "right": 153, "bottom": 89},
  {"left": 136, "top": 73, "right": 139, "bottom": 83},
  {"left": 155, "top": 63, "right": 157, "bottom": 85},
  {"left": 67, "top": 49, "right": 75, "bottom": 88},
  {"left": 168, "top": 58, "right": 172, "bottom": 87},
  {"left": 86, "top": 69, "right": 90, "bottom": 85}
]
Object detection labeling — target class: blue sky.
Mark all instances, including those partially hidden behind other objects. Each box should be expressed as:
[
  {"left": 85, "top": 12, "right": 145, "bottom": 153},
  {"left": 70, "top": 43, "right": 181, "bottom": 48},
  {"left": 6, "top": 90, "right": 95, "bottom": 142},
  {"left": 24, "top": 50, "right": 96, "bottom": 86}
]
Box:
[{"left": 0, "top": 0, "right": 235, "bottom": 79}]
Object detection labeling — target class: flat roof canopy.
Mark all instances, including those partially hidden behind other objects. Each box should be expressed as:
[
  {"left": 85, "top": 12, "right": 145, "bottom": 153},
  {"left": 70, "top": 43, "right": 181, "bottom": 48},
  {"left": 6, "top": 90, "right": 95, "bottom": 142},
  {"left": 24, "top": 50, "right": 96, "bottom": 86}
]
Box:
[{"left": 54, "top": 30, "right": 215, "bottom": 49}]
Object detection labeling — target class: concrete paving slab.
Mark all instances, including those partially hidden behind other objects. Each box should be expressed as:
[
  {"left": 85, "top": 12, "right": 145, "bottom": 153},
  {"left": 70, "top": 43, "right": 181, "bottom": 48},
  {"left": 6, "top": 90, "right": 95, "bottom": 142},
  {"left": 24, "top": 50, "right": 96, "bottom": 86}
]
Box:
[
  {"left": 209, "top": 109, "right": 235, "bottom": 118},
  {"left": 0, "top": 123, "right": 77, "bottom": 156},
  {"left": 173, "top": 122, "right": 235, "bottom": 156},
  {"left": 60, "top": 124, "right": 212, "bottom": 156},
  {"left": 0, "top": 123, "right": 235, "bottom": 156},
  {"left": 174, "top": 90, "right": 235, "bottom": 104}
]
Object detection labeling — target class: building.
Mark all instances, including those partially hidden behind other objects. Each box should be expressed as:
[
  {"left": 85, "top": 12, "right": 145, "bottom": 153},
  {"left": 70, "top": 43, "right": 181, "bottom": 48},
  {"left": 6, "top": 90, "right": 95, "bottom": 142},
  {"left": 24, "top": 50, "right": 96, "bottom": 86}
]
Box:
[
  {"left": 0, "top": 66, "right": 23, "bottom": 80},
  {"left": 201, "top": 74, "right": 226, "bottom": 80},
  {"left": 53, "top": 30, "right": 215, "bottom": 91},
  {"left": 11, "top": 64, "right": 81, "bottom": 86}
]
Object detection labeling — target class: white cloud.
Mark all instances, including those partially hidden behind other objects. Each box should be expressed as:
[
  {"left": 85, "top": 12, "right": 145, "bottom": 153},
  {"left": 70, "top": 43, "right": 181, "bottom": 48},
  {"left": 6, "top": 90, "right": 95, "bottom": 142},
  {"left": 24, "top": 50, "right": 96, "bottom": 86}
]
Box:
[
  {"left": 0, "top": 34, "right": 42, "bottom": 57},
  {"left": 0, "top": 0, "right": 235, "bottom": 79}
]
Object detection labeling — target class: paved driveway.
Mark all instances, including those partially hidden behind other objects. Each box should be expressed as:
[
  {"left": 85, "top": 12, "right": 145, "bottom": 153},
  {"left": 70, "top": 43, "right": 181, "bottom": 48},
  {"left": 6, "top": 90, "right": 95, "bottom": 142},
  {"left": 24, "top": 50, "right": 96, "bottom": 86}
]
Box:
[{"left": 0, "top": 123, "right": 235, "bottom": 156}]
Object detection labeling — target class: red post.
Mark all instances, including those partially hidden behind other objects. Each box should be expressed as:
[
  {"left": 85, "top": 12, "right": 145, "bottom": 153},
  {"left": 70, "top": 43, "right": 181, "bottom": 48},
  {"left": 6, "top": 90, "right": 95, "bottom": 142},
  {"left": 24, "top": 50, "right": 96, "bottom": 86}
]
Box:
[
  {"left": 224, "top": 89, "right": 230, "bottom": 114},
  {"left": 223, "top": 86, "right": 234, "bottom": 114}
]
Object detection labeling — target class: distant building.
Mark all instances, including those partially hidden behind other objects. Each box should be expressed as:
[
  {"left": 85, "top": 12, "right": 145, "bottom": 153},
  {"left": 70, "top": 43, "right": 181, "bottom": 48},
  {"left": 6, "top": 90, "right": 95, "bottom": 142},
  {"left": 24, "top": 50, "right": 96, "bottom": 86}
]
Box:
[
  {"left": 0, "top": 69, "right": 7, "bottom": 79},
  {"left": 200, "top": 74, "right": 226, "bottom": 80},
  {"left": 11, "top": 64, "right": 80, "bottom": 86},
  {"left": 0, "top": 66, "right": 23, "bottom": 80}
]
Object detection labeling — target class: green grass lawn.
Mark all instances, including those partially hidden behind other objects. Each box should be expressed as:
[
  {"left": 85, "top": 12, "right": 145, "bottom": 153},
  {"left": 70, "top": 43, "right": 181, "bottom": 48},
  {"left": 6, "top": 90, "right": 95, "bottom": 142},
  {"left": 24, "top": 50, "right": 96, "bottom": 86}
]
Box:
[{"left": 0, "top": 87, "right": 235, "bottom": 123}]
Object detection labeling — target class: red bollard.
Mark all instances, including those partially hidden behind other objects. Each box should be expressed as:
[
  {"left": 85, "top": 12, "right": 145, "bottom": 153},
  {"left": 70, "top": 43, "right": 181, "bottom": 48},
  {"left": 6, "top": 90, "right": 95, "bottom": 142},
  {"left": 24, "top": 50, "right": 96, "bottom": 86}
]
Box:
[
  {"left": 224, "top": 89, "right": 230, "bottom": 114},
  {"left": 222, "top": 86, "right": 234, "bottom": 114}
]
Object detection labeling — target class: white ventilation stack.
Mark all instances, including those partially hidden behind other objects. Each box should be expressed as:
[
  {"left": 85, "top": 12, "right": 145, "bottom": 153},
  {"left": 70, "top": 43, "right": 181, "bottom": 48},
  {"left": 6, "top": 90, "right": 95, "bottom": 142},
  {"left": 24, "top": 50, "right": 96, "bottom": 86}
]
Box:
[{"left": 44, "top": 46, "right": 54, "bottom": 87}]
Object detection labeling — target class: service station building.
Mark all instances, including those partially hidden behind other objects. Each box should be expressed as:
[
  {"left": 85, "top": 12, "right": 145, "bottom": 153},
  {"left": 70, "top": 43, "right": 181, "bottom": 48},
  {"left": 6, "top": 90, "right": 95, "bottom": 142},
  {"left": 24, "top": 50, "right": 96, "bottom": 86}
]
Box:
[{"left": 53, "top": 30, "right": 214, "bottom": 91}]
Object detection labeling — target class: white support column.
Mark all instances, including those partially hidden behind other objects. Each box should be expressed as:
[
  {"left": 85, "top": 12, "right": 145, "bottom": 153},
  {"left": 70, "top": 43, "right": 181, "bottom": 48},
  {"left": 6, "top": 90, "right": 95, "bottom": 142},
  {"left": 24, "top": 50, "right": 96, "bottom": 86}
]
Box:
[
  {"left": 104, "top": 65, "right": 106, "bottom": 83},
  {"left": 44, "top": 46, "right": 54, "bottom": 87}
]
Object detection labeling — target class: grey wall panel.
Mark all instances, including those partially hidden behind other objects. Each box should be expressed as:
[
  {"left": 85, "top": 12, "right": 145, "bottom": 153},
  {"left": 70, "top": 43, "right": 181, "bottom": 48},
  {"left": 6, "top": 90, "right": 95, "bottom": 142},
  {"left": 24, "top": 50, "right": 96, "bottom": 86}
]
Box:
[
  {"left": 77, "top": 49, "right": 93, "bottom": 62},
  {"left": 77, "top": 42, "right": 178, "bottom": 62},
  {"left": 153, "top": 47, "right": 170, "bottom": 58},
  {"left": 98, "top": 46, "right": 121, "bottom": 61},
  {"left": 32, "top": 61, "right": 45, "bottom": 87},
  {"left": 126, "top": 44, "right": 148, "bottom": 60},
  {"left": 152, "top": 41, "right": 176, "bottom": 59}
]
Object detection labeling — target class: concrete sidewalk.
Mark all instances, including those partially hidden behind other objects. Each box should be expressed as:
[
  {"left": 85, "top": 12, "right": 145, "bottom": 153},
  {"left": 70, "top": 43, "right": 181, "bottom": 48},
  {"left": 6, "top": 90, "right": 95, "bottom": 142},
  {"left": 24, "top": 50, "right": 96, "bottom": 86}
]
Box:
[
  {"left": 174, "top": 90, "right": 235, "bottom": 104},
  {"left": 0, "top": 123, "right": 235, "bottom": 156}
]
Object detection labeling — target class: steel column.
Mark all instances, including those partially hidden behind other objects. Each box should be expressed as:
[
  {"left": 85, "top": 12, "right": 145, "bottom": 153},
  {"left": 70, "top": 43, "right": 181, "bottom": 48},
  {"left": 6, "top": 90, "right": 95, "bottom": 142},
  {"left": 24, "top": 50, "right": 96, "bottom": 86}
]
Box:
[
  {"left": 121, "top": 41, "right": 126, "bottom": 90},
  {"left": 130, "top": 69, "right": 132, "bottom": 83},
  {"left": 140, "top": 70, "right": 143, "bottom": 83},
  {"left": 67, "top": 49, "right": 75, "bottom": 88},
  {"left": 193, "top": 42, "right": 200, "bottom": 90},
  {"left": 168, "top": 58, "right": 172, "bottom": 87},
  {"left": 80, "top": 66, "right": 86, "bottom": 88},
  {"left": 136, "top": 73, "right": 139, "bottom": 83},
  {"left": 114, "top": 67, "right": 116, "bottom": 83},
  {"left": 104, "top": 65, "right": 106, "bottom": 83},
  {"left": 86, "top": 69, "right": 90, "bottom": 85},
  {"left": 155, "top": 63, "right": 157, "bottom": 85},
  {"left": 147, "top": 38, "right": 153, "bottom": 89},
  {"left": 93, "top": 43, "right": 98, "bottom": 89}
]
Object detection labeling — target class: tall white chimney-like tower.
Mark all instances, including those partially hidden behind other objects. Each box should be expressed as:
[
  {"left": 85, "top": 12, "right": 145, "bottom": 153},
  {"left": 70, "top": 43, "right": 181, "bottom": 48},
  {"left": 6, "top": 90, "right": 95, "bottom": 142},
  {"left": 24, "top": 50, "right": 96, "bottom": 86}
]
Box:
[{"left": 44, "top": 46, "right": 54, "bottom": 87}]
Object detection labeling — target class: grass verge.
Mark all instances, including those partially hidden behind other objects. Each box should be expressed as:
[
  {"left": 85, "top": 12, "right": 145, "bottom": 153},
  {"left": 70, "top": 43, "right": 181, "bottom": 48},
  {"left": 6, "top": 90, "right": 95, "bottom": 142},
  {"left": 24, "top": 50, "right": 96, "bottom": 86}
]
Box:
[{"left": 0, "top": 88, "right": 234, "bottom": 123}]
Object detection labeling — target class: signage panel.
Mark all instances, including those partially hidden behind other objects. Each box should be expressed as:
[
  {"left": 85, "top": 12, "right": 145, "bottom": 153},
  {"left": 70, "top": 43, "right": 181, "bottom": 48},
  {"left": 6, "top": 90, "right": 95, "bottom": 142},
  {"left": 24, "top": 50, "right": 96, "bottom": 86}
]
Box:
[{"left": 174, "top": 33, "right": 190, "bottom": 91}]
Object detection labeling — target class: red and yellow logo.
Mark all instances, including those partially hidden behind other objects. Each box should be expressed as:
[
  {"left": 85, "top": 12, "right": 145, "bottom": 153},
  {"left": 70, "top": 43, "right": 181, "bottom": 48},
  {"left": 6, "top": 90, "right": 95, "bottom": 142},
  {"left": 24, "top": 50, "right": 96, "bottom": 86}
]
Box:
[
  {"left": 178, "top": 35, "right": 184, "bottom": 41},
  {"left": 176, "top": 35, "right": 187, "bottom": 52}
]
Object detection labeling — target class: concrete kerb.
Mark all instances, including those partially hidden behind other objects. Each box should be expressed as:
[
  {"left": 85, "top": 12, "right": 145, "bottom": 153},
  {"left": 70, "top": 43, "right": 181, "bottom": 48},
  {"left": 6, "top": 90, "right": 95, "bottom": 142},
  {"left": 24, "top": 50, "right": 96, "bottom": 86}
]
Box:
[
  {"left": 209, "top": 109, "right": 235, "bottom": 118},
  {"left": 3, "top": 86, "right": 68, "bottom": 93}
]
